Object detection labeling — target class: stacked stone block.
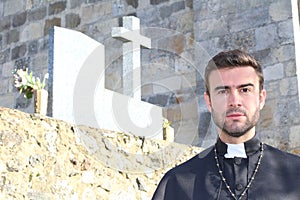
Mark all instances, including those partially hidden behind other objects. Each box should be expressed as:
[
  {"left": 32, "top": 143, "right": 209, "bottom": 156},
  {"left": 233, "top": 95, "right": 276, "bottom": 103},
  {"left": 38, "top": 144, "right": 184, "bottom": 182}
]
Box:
[
  {"left": 0, "top": 0, "right": 299, "bottom": 151},
  {"left": 194, "top": 0, "right": 300, "bottom": 150}
]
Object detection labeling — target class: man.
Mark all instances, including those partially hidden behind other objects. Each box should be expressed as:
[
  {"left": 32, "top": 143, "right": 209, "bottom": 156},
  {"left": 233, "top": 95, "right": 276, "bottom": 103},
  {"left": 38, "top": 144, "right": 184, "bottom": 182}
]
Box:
[{"left": 152, "top": 49, "right": 300, "bottom": 200}]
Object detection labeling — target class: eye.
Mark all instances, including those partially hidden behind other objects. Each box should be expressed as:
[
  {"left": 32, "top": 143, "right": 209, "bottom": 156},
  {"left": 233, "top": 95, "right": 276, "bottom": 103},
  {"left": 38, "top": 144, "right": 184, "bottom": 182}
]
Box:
[
  {"left": 217, "top": 89, "right": 228, "bottom": 95},
  {"left": 240, "top": 87, "right": 251, "bottom": 93}
]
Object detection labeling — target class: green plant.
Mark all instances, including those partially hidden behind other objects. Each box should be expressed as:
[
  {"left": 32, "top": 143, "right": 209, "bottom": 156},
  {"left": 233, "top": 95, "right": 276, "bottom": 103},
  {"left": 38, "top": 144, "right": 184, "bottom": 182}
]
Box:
[
  {"left": 162, "top": 118, "right": 171, "bottom": 129},
  {"left": 13, "top": 68, "right": 48, "bottom": 99}
]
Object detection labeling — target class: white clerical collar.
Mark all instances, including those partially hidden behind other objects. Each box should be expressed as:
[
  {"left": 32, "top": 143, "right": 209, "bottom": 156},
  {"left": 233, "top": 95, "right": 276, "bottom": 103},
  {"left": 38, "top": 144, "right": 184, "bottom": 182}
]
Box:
[{"left": 224, "top": 143, "right": 247, "bottom": 158}]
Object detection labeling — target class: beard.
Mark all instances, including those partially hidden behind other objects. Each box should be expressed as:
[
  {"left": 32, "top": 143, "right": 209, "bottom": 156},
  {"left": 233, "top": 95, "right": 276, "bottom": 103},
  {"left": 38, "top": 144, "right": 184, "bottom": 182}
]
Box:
[{"left": 211, "top": 107, "right": 260, "bottom": 138}]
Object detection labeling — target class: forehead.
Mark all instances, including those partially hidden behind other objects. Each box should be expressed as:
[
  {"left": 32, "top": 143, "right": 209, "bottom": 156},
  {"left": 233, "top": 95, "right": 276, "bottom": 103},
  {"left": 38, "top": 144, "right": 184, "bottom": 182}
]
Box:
[{"left": 208, "top": 66, "right": 259, "bottom": 88}]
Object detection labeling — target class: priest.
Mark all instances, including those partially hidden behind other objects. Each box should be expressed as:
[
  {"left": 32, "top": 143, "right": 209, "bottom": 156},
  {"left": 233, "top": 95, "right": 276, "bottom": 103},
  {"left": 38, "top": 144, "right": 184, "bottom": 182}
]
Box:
[{"left": 152, "top": 49, "right": 300, "bottom": 200}]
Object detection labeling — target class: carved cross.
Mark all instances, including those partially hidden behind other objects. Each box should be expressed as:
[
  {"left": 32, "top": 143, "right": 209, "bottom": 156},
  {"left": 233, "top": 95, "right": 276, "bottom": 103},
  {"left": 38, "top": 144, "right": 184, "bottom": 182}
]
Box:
[{"left": 112, "top": 16, "right": 151, "bottom": 99}]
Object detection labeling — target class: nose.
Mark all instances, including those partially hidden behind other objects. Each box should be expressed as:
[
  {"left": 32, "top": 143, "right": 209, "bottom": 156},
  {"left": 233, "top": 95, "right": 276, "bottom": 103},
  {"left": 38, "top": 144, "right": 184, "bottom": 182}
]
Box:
[{"left": 227, "top": 91, "right": 242, "bottom": 107}]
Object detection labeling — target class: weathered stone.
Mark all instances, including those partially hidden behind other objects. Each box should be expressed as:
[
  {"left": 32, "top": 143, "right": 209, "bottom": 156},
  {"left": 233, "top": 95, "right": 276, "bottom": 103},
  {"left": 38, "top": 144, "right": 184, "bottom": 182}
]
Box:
[
  {"left": 176, "top": 12, "right": 194, "bottom": 34},
  {"left": 186, "top": 0, "right": 192, "bottom": 9},
  {"left": 273, "top": 44, "right": 295, "bottom": 62},
  {"left": 14, "top": 57, "right": 31, "bottom": 69},
  {"left": 112, "top": 0, "right": 125, "bottom": 17},
  {"left": 252, "top": 48, "right": 273, "bottom": 66},
  {"left": 263, "top": 63, "right": 284, "bottom": 81},
  {"left": 179, "top": 72, "right": 196, "bottom": 89},
  {"left": 0, "top": 94, "right": 14, "bottom": 108},
  {"left": 6, "top": 29, "right": 19, "bottom": 44},
  {"left": 3, "top": 0, "right": 23, "bottom": 16},
  {"left": 0, "top": 0, "right": 299, "bottom": 167},
  {"left": 173, "top": 118, "right": 199, "bottom": 145},
  {"left": 279, "top": 77, "right": 298, "bottom": 96},
  {"left": 65, "top": 13, "right": 81, "bottom": 29},
  {"left": 81, "top": 171, "right": 94, "bottom": 184},
  {"left": 290, "top": 125, "right": 300, "bottom": 149},
  {"left": 1, "top": 107, "right": 204, "bottom": 199},
  {"left": 159, "top": 1, "right": 186, "bottom": 19},
  {"left": 218, "top": 30, "right": 256, "bottom": 50},
  {"left": 21, "top": 22, "right": 43, "bottom": 42},
  {"left": 69, "top": 0, "right": 85, "bottom": 9},
  {"left": 274, "top": 100, "right": 290, "bottom": 128},
  {"left": 0, "top": 17, "right": 11, "bottom": 32},
  {"left": 25, "top": 0, "right": 47, "bottom": 10},
  {"left": 180, "top": 100, "right": 198, "bottom": 120},
  {"left": 11, "top": 44, "right": 27, "bottom": 60},
  {"left": 147, "top": 93, "right": 174, "bottom": 107},
  {"left": 228, "top": 7, "right": 269, "bottom": 32},
  {"left": 86, "top": 0, "right": 104, "bottom": 3},
  {"left": 284, "top": 60, "right": 297, "bottom": 77},
  {"left": 28, "top": 7, "right": 47, "bottom": 21},
  {"left": 195, "top": 17, "right": 228, "bottom": 40},
  {"left": 15, "top": 94, "right": 32, "bottom": 109},
  {"left": 81, "top": 2, "right": 112, "bottom": 24},
  {"left": 164, "top": 105, "right": 181, "bottom": 123},
  {"left": 12, "top": 11, "right": 27, "bottom": 27},
  {"left": 0, "top": 34, "right": 2, "bottom": 49},
  {"left": 1, "top": 61, "right": 14, "bottom": 77},
  {"left": 49, "top": 1, "right": 66, "bottom": 16},
  {"left": 126, "top": 0, "right": 139, "bottom": 9},
  {"left": 28, "top": 40, "right": 38, "bottom": 55},
  {"left": 259, "top": 99, "right": 276, "bottom": 129},
  {"left": 150, "top": 0, "right": 169, "bottom": 5},
  {"left": 269, "top": 0, "right": 292, "bottom": 22},
  {"left": 38, "top": 37, "right": 49, "bottom": 52},
  {"left": 278, "top": 19, "right": 294, "bottom": 42},
  {"left": 255, "top": 24, "right": 277, "bottom": 51},
  {"left": 0, "top": 78, "right": 10, "bottom": 94},
  {"left": 0, "top": 49, "right": 10, "bottom": 64},
  {"left": 157, "top": 34, "right": 185, "bottom": 55},
  {"left": 44, "top": 18, "right": 61, "bottom": 36},
  {"left": 31, "top": 53, "right": 48, "bottom": 73}
]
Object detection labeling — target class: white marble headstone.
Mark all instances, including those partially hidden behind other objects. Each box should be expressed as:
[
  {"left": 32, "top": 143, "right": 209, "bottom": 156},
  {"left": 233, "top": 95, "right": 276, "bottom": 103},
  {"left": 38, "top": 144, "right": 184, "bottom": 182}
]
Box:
[{"left": 49, "top": 26, "right": 163, "bottom": 139}]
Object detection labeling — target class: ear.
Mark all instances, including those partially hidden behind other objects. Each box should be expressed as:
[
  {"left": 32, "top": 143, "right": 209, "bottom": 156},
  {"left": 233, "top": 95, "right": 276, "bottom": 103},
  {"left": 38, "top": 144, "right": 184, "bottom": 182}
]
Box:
[
  {"left": 259, "top": 89, "right": 267, "bottom": 110},
  {"left": 204, "top": 92, "right": 212, "bottom": 112}
]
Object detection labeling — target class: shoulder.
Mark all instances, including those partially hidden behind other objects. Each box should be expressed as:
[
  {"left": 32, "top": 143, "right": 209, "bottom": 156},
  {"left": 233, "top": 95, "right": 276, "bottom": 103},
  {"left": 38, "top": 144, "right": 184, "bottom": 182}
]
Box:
[
  {"left": 152, "top": 146, "right": 215, "bottom": 199},
  {"left": 165, "top": 146, "right": 214, "bottom": 175},
  {"left": 264, "top": 143, "right": 300, "bottom": 165}
]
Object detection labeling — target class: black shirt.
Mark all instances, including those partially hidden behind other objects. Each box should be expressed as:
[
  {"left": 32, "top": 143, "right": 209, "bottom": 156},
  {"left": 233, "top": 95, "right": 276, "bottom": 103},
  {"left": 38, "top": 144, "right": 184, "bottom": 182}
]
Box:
[{"left": 152, "top": 137, "right": 300, "bottom": 200}]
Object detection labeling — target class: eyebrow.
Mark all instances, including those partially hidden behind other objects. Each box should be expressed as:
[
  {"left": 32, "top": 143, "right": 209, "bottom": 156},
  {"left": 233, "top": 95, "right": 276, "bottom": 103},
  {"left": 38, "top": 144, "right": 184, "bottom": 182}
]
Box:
[{"left": 214, "top": 83, "right": 255, "bottom": 91}]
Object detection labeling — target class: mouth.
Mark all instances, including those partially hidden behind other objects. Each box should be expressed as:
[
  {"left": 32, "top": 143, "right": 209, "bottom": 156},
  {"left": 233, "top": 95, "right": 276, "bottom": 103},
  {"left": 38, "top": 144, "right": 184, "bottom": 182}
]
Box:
[{"left": 226, "top": 112, "right": 245, "bottom": 119}]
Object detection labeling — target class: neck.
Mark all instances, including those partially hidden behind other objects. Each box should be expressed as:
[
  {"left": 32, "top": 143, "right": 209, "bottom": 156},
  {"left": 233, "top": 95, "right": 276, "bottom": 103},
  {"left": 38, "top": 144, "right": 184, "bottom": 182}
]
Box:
[{"left": 218, "top": 128, "right": 256, "bottom": 144}]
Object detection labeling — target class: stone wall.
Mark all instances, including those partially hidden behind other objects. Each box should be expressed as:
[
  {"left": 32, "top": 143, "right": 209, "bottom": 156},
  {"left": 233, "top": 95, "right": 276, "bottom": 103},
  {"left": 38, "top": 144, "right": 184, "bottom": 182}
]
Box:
[
  {"left": 194, "top": 0, "right": 300, "bottom": 151},
  {"left": 0, "top": 0, "right": 300, "bottom": 150},
  {"left": 0, "top": 106, "right": 202, "bottom": 199}
]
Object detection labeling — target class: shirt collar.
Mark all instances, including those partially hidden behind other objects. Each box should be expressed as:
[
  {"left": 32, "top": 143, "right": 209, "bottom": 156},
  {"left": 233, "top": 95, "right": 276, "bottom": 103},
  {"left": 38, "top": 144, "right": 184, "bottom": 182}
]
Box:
[{"left": 216, "top": 135, "right": 261, "bottom": 157}]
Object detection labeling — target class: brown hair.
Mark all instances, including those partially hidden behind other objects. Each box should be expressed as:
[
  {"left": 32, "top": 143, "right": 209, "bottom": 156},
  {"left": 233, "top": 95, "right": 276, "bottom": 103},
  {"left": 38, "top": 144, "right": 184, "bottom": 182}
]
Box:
[{"left": 204, "top": 49, "right": 264, "bottom": 96}]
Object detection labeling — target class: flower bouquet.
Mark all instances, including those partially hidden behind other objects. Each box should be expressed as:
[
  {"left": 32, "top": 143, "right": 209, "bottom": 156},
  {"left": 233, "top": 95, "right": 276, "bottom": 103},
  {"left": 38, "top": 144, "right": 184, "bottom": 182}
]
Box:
[
  {"left": 13, "top": 68, "right": 49, "bottom": 115},
  {"left": 13, "top": 68, "right": 48, "bottom": 99}
]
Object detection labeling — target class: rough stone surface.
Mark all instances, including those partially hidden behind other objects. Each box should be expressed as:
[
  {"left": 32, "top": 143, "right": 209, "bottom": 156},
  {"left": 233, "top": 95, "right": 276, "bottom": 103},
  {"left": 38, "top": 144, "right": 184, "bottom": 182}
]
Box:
[
  {"left": 48, "top": 1, "right": 67, "bottom": 16},
  {"left": 6, "top": 29, "right": 20, "bottom": 45},
  {"left": 28, "top": 7, "right": 47, "bottom": 22},
  {"left": 12, "top": 11, "right": 27, "bottom": 28},
  {"left": 0, "top": 16, "right": 10, "bottom": 32},
  {"left": 263, "top": 63, "right": 284, "bottom": 81},
  {"left": 255, "top": 24, "right": 277, "bottom": 51},
  {"left": 65, "top": 13, "right": 81, "bottom": 29},
  {"left": 44, "top": 18, "right": 61, "bottom": 36},
  {"left": 0, "top": 0, "right": 299, "bottom": 149},
  {"left": 3, "top": 0, "right": 23, "bottom": 16},
  {"left": 0, "top": 107, "right": 202, "bottom": 199},
  {"left": 21, "top": 22, "right": 43, "bottom": 42},
  {"left": 11, "top": 44, "right": 27, "bottom": 60}
]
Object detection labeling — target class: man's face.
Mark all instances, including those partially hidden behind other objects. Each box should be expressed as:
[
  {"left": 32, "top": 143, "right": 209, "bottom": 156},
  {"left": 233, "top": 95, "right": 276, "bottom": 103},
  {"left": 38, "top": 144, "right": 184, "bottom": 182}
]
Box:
[{"left": 204, "top": 66, "right": 266, "bottom": 139}]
